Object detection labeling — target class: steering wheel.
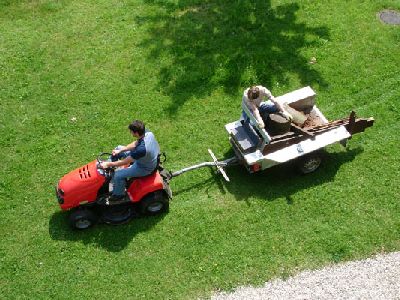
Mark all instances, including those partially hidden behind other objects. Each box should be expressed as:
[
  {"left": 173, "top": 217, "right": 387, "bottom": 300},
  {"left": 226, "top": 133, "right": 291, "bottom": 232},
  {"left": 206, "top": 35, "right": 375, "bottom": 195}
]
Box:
[
  {"left": 97, "top": 152, "right": 113, "bottom": 165},
  {"left": 96, "top": 153, "right": 116, "bottom": 178}
]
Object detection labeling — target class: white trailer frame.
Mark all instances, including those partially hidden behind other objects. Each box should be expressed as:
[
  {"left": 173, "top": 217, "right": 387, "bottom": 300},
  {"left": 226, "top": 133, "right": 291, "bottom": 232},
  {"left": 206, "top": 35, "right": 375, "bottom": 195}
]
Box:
[{"left": 225, "top": 86, "right": 351, "bottom": 172}]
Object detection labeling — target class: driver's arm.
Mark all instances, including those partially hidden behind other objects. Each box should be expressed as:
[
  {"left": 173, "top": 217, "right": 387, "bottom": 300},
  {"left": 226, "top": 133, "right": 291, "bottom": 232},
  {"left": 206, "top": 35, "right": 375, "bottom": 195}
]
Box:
[
  {"left": 126, "top": 140, "right": 138, "bottom": 150},
  {"left": 101, "top": 156, "right": 134, "bottom": 168},
  {"left": 112, "top": 140, "right": 138, "bottom": 156}
]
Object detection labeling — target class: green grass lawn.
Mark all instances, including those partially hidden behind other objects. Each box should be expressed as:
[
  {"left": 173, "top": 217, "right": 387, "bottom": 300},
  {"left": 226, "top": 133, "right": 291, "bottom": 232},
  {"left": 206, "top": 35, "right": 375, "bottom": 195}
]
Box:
[{"left": 1, "top": 0, "right": 399, "bottom": 298}]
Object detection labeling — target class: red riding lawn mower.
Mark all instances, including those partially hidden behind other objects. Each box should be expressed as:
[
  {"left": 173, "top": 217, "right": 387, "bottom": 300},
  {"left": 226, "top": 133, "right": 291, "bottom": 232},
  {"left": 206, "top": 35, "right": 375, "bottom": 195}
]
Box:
[{"left": 55, "top": 153, "right": 172, "bottom": 230}]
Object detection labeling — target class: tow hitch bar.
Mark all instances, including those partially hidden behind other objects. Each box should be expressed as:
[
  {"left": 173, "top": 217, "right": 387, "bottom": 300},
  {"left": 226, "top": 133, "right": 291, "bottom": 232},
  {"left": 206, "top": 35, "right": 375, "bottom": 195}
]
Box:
[{"left": 169, "top": 149, "right": 238, "bottom": 182}]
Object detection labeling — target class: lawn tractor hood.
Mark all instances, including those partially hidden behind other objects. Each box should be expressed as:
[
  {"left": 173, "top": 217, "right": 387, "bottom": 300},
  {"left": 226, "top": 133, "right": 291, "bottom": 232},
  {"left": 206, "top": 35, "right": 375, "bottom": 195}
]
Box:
[{"left": 56, "top": 160, "right": 106, "bottom": 210}]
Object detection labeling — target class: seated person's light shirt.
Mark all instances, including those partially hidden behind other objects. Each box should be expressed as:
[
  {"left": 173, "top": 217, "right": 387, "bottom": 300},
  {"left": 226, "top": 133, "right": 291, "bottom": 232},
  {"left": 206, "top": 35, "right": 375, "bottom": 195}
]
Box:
[{"left": 241, "top": 86, "right": 274, "bottom": 126}]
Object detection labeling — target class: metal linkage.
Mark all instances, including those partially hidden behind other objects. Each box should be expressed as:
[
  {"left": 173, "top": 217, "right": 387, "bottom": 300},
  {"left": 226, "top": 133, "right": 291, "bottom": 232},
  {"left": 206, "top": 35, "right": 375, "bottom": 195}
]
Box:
[{"left": 170, "top": 149, "right": 238, "bottom": 181}]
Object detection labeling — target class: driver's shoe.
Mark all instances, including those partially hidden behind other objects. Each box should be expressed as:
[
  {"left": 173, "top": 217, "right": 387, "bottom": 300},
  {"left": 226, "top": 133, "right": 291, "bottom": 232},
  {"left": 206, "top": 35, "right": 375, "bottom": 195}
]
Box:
[{"left": 107, "top": 194, "right": 129, "bottom": 205}]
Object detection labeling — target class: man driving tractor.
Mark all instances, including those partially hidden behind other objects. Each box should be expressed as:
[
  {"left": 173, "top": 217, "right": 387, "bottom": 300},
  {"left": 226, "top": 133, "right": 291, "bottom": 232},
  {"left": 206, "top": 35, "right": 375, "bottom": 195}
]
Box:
[{"left": 100, "top": 119, "right": 160, "bottom": 202}]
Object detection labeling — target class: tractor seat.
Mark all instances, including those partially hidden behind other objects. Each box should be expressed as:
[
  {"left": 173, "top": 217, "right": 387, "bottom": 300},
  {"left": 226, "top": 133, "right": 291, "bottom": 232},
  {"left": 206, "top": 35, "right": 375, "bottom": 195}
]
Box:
[
  {"left": 125, "top": 154, "right": 164, "bottom": 187},
  {"left": 125, "top": 167, "right": 159, "bottom": 187}
]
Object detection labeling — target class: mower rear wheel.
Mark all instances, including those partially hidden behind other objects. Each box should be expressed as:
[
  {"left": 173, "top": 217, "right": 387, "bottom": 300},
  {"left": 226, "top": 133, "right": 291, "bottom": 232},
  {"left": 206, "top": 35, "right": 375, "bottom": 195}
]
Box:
[
  {"left": 69, "top": 208, "right": 98, "bottom": 230},
  {"left": 139, "top": 191, "right": 169, "bottom": 216}
]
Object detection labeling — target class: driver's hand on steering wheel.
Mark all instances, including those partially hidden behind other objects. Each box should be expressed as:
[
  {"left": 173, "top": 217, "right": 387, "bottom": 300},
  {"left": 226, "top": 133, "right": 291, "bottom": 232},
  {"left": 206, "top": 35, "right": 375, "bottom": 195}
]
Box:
[
  {"left": 100, "top": 162, "right": 112, "bottom": 169},
  {"left": 112, "top": 149, "right": 121, "bottom": 156}
]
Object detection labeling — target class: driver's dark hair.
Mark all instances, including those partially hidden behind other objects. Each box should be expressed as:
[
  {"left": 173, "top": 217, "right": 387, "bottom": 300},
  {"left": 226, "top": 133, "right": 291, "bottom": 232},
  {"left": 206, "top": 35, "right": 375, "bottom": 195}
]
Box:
[
  {"left": 128, "top": 120, "right": 145, "bottom": 136},
  {"left": 247, "top": 86, "right": 260, "bottom": 100}
]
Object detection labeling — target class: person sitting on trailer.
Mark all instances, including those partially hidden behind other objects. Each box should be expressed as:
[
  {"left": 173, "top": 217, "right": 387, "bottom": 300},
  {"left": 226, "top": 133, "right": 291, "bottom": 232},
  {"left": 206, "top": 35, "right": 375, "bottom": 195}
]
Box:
[
  {"left": 100, "top": 119, "right": 160, "bottom": 202},
  {"left": 241, "top": 85, "right": 292, "bottom": 129}
]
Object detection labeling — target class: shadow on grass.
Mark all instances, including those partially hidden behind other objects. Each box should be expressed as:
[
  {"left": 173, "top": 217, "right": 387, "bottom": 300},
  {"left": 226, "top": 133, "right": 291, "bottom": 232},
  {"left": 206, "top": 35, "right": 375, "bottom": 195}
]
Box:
[
  {"left": 173, "top": 168, "right": 227, "bottom": 197},
  {"left": 137, "top": 0, "right": 329, "bottom": 114},
  {"left": 0, "top": 0, "right": 67, "bottom": 15},
  {"left": 224, "top": 147, "right": 364, "bottom": 203},
  {"left": 48, "top": 147, "right": 363, "bottom": 251},
  {"left": 172, "top": 147, "right": 363, "bottom": 202},
  {"left": 49, "top": 212, "right": 166, "bottom": 252}
]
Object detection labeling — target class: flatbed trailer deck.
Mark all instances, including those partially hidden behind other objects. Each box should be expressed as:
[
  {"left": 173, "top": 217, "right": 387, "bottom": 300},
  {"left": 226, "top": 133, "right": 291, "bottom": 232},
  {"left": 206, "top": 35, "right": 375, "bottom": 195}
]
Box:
[{"left": 225, "top": 86, "right": 374, "bottom": 174}]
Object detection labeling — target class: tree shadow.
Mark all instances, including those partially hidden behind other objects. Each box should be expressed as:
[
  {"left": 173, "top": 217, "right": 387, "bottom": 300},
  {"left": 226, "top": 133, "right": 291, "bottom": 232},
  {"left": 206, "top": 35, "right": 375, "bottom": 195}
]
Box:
[
  {"left": 49, "top": 211, "right": 166, "bottom": 252},
  {"left": 0, "top": 0, "right": 67, "bottom": 15},
  {"left": 137, "top": 0, "right": 329, "bottom": 114},
  {"left": 224, "top": 147, "right": 364, "bottom": 203}
]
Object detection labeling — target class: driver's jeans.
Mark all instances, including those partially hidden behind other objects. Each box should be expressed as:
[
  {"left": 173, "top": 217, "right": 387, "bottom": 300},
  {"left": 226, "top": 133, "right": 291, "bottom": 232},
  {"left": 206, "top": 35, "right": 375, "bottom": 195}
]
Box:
[
  {"left": 110, "top": 146, "right": 151, "bottom": 196},
  {"left": 112, "top": 163, "right": 151, "bottom": 196}
]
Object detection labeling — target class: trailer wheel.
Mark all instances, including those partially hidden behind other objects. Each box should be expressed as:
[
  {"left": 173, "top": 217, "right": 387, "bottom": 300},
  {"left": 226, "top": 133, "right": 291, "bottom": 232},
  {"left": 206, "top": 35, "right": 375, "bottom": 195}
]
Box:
[
  {"left": 69, "top": 209, "right": 98, "bottom": 230},
  {"left": 139, "top": 191, "right": 169, "bottom": 216},
  {"left": 297, "top": 153, "right": 322, "bottom": 174}
]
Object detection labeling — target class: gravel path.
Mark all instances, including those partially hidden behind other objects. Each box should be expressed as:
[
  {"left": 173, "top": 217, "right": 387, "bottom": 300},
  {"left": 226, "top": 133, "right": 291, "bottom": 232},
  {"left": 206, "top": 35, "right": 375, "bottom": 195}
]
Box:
[{"left": 211, "top": 252, "right": 400, "bottom": 300}]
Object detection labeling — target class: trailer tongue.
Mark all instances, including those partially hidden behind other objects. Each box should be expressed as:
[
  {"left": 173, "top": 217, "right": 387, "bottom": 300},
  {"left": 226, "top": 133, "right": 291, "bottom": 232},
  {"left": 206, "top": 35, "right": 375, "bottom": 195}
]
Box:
[{"left": 168, "top": 149, "right": 238, "bottom": 181}]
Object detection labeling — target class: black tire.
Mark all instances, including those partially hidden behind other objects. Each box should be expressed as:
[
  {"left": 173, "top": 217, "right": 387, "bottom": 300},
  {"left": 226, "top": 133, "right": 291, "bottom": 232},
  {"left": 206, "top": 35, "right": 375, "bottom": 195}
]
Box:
[
  {"left": 297, "top": 153, "right": 322, "bottom": 174},
  {"left": 139, "top": 191, "right": 169, "bottom": 216},
  {"left": 69, "top": 209, "right": 98, "bottom": 230}
]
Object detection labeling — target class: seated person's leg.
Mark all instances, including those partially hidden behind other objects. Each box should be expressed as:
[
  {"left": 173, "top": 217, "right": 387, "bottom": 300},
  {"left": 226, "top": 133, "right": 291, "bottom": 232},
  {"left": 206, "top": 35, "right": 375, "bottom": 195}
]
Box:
[
  {"left": 259, "top": 101, "right": 279, "bottom": 123},
  {"left": 111, "top": 163, "right": 146, "bottom": 196},
  {"left": 259, "top": 101, "right": 278, "bottom": 114},
  {"left": 112, "top": 169, "right": 129, "bottom": 196}
]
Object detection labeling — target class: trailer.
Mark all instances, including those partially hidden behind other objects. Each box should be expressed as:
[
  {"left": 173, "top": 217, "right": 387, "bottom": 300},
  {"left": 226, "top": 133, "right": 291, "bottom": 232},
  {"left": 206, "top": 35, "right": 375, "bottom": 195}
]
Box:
[
  {"left": 225, "top": 86, "right": 374, "bottom": 175},
  {"left": 171, "top": 86, "right": 374, "bottom": 180}
]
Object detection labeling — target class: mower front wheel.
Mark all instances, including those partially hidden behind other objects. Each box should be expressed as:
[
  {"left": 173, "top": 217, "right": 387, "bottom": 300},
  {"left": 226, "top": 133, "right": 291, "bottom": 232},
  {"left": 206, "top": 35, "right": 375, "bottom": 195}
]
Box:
[
  {"left": 69, "top": 208, "right": 98, "bottom": 230},
  {"left": 139, "top": 191, "right": 169, "bottom": 216}
]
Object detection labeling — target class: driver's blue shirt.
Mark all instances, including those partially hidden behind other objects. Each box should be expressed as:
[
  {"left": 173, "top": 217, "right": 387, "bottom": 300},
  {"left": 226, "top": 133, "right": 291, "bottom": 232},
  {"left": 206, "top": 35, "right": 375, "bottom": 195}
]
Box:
[{"left": 129, "top": 131, "right": 160, "bottom": 172}]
